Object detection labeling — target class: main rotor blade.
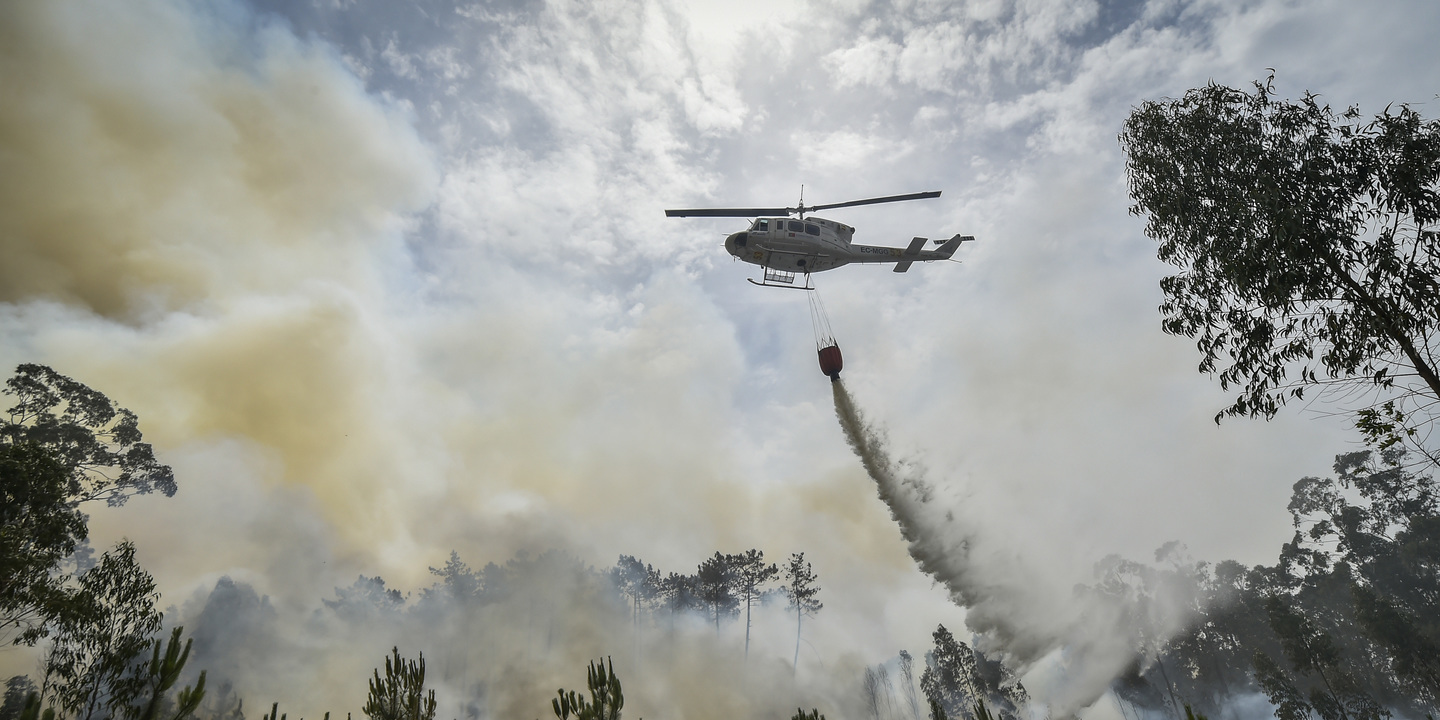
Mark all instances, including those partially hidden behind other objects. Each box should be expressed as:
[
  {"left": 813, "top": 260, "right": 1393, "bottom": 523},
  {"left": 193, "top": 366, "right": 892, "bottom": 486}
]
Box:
[
  {"left": 665, "top": 207, "right": 792, "bottom": 217},
  {"left": 806, "top": 191, "right": 941, "bottom": 212}
]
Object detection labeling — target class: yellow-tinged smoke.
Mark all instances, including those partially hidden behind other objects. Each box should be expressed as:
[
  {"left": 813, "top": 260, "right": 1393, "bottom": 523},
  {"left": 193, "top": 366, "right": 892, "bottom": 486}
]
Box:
[
  {"left": 0, "top": 0, "right": 434, "bottom": 318},
  {"left": 0, "top": 0, "right": 439, "bottom": 554}
]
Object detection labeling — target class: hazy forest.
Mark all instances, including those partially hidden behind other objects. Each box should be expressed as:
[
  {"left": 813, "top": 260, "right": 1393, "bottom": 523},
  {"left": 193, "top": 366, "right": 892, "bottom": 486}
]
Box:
[{"left": 3, "top": 80, "right": 1439, "bottom": 720}]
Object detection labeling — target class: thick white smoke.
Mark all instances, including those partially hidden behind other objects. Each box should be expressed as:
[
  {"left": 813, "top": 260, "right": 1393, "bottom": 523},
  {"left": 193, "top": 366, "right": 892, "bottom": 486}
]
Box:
[{"left": 831, "top": 380, "right": 1191, "bottom": 715}]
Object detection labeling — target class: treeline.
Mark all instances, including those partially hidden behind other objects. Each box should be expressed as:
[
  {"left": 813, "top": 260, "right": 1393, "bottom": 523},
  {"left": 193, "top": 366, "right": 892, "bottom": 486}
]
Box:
[
  {"left": 327, "top": 546, "right": 824, "bottom": 659},
  {"left": 2, "top": 364, "right": 844, "bottom": 720},
  {"left": 1095, "top": 449, "right": 1438, "bottom": 719}
]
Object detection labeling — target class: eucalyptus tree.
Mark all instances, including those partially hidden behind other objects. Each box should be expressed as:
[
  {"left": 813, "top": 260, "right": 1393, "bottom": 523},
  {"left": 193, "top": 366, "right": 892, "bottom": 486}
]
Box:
[
  {"left": 43, "top": 541, "right": 161, "bottom": 720},
  {"left": 2, "top": 364, "right": 175, "bottom": 505},
  {"left": 1, "top": 442, "right": 87, "bottom": 645},
  {"left": 1121, "top": 80, "right": 1440, "bottom": 464},
  {"left": 2, "top": 365, "right": 175, "bottom": 645}
]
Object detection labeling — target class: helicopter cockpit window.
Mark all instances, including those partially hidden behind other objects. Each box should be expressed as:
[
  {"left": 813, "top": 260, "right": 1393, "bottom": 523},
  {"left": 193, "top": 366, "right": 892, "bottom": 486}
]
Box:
[
  {"left": 788, "top": 221, "right": 803, "bottom": 233},
  {"left": 805, "top": 223, "right": 820, "bottom": 235}
]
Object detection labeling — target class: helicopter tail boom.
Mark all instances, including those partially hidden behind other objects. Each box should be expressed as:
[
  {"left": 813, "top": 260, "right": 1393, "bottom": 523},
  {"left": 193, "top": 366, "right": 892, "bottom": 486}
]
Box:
[{"left": 935, "top": 234, "right": 971, "bottom": 258}]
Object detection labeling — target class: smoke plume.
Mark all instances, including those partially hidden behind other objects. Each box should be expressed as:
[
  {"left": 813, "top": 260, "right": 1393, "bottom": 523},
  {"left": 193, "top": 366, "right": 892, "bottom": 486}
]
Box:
[{"left": 832, "top": 380, "right": 1188, "bottom": 715}]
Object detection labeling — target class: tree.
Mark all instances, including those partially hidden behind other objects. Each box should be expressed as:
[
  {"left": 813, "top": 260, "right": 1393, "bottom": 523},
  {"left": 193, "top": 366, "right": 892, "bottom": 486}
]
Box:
[
  {"left": 1120, "top": 80, "right": 1440, "bottom": 463},
  {"left": 919, "top": 626, "right": 1028, "bottom": 720},
  {"left": 424, "top": 551, "right": 480, "bottom": 606},
  {"left": 920, "top": 626, "right": 976, "bottom": 720},
  {"left": 781, "top": 553, "right": 821, "bottom": 670},
  {"left": 657, "top": 572, "right": 698, "bottom": 634},
  {"left": 1259, "top": 594, "right": 1384, "bottom": 720},
  {"left": 43, "top": 540, "right": 162, "bottom": 720},
  {"left": 364, "top": 648, "right": 436, "bottom": 720},
  {"left": 898, "top": 651, "right": 922, "bottom": 720},
  {"left": 323, "top": 576, "right": 405, "bottom": 623},
  {"left": 551, "top": 658, "right": 622, "bottom": 720},
  {"left": 726, "top": 550, "right": 778, "bottom": 659},
  {"left": 2, "top": 365, "right": 176, "bottom": 649},
  {"left": 1284, "top": 448, "right": 1440, "bottom": 708},
  {"left": 1, "top": 442, "right": 88, "bottom": 645},
  {"left": 2, "top": 677, "right": 38, "bottom": 720},
  {"left": 131, "top": 626, "right": 206, "bottom": 720},
  {"left": 863, "top": 666, "right": 886, "bottom": 720},
  {"left": 695, "top": 553, "right": 737, "bottom": 637},
  {"left": 608, "top": 556, "right": 659, "bottom": 629},
  {"left": 2, "top": 364, "right": 175, "bottom": 505}
]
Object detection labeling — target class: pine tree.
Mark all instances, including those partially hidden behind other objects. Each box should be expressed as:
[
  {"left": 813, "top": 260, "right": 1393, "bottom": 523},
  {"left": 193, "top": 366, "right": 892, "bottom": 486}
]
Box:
[
  {"left": 551, "top": 658, "right": 623, "bottom": 720},
  {"left": 727, "top": 550, "right": 777, "bottom": 659},
  {"left": 363, "top": 648, "right": 435, "bottom": 720},
  {"left": 695, "top": 553, "right": 738, "bottom": 637},
  {"left": 781, "top": 553, "right": 821, "bottom": 670}
]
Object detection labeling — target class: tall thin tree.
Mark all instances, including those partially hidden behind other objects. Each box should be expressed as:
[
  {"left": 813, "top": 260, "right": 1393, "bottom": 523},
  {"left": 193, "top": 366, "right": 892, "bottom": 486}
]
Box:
[
  {"left": 727, "top": 550, "right": 778, "bottom": 659},
  {"left": 782, "top": 553, "right": 822, "bottom": 671}
]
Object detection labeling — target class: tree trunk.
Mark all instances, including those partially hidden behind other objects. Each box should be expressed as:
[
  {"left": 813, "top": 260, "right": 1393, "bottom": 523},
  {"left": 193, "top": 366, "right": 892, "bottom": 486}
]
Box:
[
  {"left": 744, "top": 594, "right": 752, "bottom": 659},
  {"left": 793, "top": 609, "right": 802, "bottom": 671}
]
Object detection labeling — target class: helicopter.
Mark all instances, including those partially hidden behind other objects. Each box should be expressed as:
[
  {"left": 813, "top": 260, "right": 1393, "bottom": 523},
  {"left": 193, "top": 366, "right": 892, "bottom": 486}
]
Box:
[{"left": 665, "top": 190, "right": 971, "bottom": 288}]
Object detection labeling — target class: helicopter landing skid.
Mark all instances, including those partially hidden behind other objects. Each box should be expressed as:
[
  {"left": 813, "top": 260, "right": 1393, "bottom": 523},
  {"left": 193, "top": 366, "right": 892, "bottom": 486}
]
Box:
[{"left": 748, "top": 269, "right": 814, "bottom": 290}]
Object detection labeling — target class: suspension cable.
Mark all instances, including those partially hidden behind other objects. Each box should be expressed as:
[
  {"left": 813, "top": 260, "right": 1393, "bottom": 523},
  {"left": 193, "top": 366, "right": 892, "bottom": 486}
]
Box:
[{"left": 807, "top": 286, "right": 836, "bottom": 349}]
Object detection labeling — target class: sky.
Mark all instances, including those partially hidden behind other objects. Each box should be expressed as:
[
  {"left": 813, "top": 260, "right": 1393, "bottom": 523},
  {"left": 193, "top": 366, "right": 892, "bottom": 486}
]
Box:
[{"left": 2, "top": 0, "right": 1438, "bottom": 717}]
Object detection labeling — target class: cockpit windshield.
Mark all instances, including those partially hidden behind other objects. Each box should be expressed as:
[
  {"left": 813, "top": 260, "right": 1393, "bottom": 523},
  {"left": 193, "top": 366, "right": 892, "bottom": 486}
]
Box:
[{"left": 752, "top": 219, "right": 770, "bottom": 232}]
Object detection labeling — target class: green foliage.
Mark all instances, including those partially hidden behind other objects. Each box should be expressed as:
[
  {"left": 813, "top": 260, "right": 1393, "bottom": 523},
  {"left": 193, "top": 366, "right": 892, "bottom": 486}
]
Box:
[
  {"left": 695, "top": 553, "right": 738, "bottom": 635},
  {"left": 324, "top": 577, "right": 405, "bottom": 623},
  {"left": 1108, "top": 447, "right": 1439, "bottom": 718},
  {"left": 1283, "top": 449, "right": 1440, "bottom": 708},
  {"left": 972, "top": 699, "right": 994, "bottom": 720},
  {"left": 1120, "top": 80, "right": 1440, "bottom": 460},
  {"left": 131, "top": 627, "right": 206, "bottom": 720},
  {"left": 45, "top": 540, "right": 163, "bottom": 720},
  {"left": 2, "top": 678, "right": 38, "bottom": 720},
  {"left": 1253, "top": 647, "right": 1314, "bottom": 720},
  {"left": 18, "top": 693, "right": 55, "bottom": 720},
  {"left": 919, "top": 625, "right": 1028, "bottom": 720},
  {"left": 423, "top": 552, "right": 481, "bottom": 607},
  {"left": 608, "top": 556, "right": 660, "bottom": 627},
  {"left": 551, "top": 658, "right": 622, "bottom": 720},
  {"left": 363, "top": 648, "right": 435, "bottom": 720},
  {"left": 790, "top": 709, "right": 824, "bottom": 720},
  {"left": 2, "top": 364, "right": 175, "bottom": 506},
  {"left": 1, "top": 442, "right": 88, "bottom": 645},
  {"left": 926, "top": 698, "right": 946, "bottom": 720},
  {"left": 1259, "top": 594, "right": 1388, "bottom": 720}
]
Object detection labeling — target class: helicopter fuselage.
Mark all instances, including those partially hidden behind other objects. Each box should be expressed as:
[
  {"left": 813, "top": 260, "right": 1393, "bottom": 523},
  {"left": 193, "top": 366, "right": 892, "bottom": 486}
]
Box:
[{"left": 723, "top": 216, "right": 966, "bottom": 275}]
